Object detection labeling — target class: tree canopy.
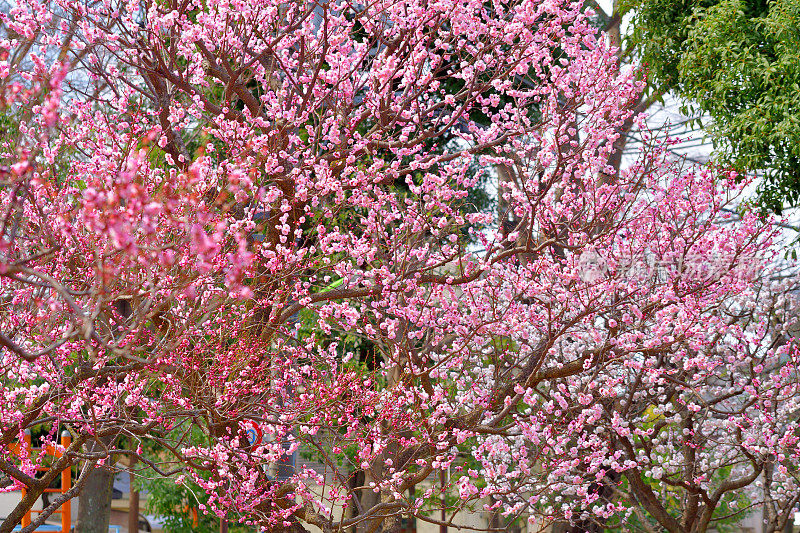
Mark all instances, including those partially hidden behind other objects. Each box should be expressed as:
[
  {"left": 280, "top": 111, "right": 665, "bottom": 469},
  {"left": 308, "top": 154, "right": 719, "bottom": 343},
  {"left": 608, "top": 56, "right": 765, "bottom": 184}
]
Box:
[{"left": 1, "top": 1, "right": 799, "bottom": 533}]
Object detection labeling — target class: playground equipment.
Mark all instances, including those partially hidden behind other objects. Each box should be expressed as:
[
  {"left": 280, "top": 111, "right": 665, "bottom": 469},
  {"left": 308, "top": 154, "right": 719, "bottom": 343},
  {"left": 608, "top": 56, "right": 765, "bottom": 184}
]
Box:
[{"left": 9, "top": 430, "right": 72, "bottom": 533}]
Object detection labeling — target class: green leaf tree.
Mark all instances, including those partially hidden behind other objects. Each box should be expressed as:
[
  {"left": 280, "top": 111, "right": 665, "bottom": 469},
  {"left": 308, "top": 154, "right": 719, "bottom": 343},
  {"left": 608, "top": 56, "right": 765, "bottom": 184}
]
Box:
[{"left": 626, "top": 0, "right": 800, "bottom": 211}]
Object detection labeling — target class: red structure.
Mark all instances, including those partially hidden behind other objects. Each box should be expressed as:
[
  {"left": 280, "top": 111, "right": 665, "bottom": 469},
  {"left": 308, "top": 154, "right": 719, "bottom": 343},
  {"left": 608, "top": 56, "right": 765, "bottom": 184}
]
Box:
[{"left": 9, "top": 430, "right": 72, "bottom": 533}]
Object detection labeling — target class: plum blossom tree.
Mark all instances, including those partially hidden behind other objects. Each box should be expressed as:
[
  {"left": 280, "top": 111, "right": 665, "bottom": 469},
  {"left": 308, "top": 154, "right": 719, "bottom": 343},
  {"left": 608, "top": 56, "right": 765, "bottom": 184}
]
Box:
[{"left": 1, "top": 1, "right": 799, "bottom": 533}]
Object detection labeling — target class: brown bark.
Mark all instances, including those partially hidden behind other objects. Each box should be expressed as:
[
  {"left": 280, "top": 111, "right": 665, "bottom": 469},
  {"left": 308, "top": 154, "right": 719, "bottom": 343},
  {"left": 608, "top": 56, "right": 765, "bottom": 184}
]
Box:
[{"left": 355, "top": 469, "right": 381, "bottom": 533}]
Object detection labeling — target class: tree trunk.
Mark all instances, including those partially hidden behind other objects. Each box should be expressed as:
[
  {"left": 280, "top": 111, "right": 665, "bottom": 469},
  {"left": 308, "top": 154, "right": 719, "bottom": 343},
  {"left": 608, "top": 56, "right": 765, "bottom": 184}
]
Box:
[
  {"left": 128, "top": 454, "right": 139, "bottom": 533},
  {"left": 75, "top": 439, "right": 114, "bottom": 533},
  {"left": 346, "top": 470, "right": 365, "bottom": 533},
  {"left": 355, "top": 469, "right": 381, "bottom": 533},
  {"left": 489, "top": 495, "right": 501, "bottom": 531}
]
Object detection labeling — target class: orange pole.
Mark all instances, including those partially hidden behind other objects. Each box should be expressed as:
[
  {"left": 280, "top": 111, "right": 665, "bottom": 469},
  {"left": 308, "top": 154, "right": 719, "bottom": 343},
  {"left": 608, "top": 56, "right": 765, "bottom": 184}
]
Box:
[
  {"left": 21, "top": 430, "right": 32, "bottom": 528},
  {"left": 60, "top": 430, "right": 72, "bottom": 533}
]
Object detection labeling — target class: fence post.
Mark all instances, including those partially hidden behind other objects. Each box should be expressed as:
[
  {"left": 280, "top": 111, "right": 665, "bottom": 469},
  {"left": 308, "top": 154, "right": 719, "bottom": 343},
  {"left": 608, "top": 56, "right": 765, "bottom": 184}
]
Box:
[
  {"left": 61, "top": 430, "right": 72, "bottom": 533},
  {"left": 21, "top": 429, "right": 32, "bottom": 528}
]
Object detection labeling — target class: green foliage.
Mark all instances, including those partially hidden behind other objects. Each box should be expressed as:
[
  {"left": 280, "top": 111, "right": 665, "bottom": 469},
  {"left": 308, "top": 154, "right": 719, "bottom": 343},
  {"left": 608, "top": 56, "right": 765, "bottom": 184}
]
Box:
[
  {"left": 628, "top": 0, "right": 800, "bottom": 211},
  {"left": 140, "top": 473, "right": 220, "bottom": 533},
  {"left": 137, "top": 425, "right": 252, "bottom": 533},
  {"left": 140, "top": 468, "right": 254, "bottom": 533}
]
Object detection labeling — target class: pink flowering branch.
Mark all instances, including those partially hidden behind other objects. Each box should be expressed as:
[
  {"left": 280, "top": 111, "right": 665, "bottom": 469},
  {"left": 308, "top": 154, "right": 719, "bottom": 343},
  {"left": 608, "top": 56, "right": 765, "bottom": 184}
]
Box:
[{"left": 0, "top": 1, "right": 798, "bottom": 533}]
